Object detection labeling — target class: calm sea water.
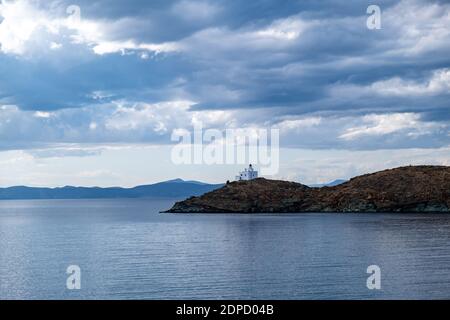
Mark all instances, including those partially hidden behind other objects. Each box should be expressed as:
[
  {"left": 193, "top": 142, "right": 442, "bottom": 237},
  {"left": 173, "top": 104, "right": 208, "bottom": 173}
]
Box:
[{"left": 0, "top": 199, "right": 450, "bottom": 300}]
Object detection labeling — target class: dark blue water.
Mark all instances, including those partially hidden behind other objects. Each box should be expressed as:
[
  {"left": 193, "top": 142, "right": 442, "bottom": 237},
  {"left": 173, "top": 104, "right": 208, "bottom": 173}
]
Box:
[{"left": 1, "top": 199, "right": 450, "bottom": 300}]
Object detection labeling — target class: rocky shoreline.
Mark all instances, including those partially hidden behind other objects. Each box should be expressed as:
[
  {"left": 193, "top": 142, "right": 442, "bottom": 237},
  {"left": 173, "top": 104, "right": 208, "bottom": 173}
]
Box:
[{"left": 165, "top": 166, "right": 450, "bottom": 213}]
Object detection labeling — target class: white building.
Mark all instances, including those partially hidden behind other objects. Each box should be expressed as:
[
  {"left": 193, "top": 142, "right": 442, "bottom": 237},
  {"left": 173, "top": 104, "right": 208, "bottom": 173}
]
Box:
[{"left": 236, "top": 164, "right": 258, "bottom": 181}]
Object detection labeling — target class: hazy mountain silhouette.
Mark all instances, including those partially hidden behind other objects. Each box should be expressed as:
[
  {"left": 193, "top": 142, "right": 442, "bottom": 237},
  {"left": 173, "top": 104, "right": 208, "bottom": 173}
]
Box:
[
  {"left": 309, "top": 179, "right": 347, "bottom": 188},
  {"left": 0, "top": 179, "right": 223, "bottom": 200}
]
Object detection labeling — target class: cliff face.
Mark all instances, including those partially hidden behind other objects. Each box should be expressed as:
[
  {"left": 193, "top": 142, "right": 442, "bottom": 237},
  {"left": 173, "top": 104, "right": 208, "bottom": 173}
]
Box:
[{"left": 165, "top": 166, "right": 450, "bottom": 213}]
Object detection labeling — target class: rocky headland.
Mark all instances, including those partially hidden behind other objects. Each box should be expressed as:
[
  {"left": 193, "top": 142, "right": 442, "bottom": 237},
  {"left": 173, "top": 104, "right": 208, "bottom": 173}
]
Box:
[{"left": 165, "top": 166, "right": 450, "bottom": 213}]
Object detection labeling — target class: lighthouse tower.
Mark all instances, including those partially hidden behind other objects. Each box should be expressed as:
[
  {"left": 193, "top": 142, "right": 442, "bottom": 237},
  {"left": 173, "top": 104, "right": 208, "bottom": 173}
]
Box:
[{"left": 235, "top": 164, "right": 258, "bottom": 181}]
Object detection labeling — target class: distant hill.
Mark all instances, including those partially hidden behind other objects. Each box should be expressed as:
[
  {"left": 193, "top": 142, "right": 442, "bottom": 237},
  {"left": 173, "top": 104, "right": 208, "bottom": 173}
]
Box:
[
  {"left": 166, "top": 166, "right": 450, "bottom": 213},
  {"left": 309, "top": 179, "right": 347, "bottom": 187},
  {"left": 0, "top": 179, "right": 223, "bottom": 200}
]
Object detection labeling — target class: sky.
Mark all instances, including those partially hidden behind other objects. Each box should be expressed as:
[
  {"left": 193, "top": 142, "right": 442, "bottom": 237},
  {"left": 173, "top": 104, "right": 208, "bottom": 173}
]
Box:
[{"left": 0, "top": 0, "right": 449, "bottom": 187}]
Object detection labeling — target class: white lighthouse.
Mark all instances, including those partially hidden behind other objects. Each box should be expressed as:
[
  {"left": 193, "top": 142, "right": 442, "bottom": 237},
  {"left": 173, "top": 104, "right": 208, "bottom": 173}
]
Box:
[{"left": 235, "top": 164, "right": 258, "bottom": 181}]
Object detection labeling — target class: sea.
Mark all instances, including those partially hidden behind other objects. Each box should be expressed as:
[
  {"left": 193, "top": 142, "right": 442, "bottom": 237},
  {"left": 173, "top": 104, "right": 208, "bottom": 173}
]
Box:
[{"left": 1, "top": 198, "right": 449, "bottom": 299}]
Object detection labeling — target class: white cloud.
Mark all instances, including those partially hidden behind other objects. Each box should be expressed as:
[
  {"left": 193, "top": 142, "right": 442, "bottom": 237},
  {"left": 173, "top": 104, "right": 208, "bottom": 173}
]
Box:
[
  {"left": 384, "top": 0, "right": 450, "bottom": 56},
  {"left": 279, "top": 117, "right": 322, "bottom": 131},
  {"left": 89, "top": 122, "right": 97, "bottom": 130},
  {"left": 104, "top": 101, "right": 192, "bottom": 132},
  {"left": 0, "top": 0, "right": 179, "bottom": 56},
  {"left": 49, "top": 41, "right": 62, "bottom": 50},
  {"left": 1, "top": 101, "right": 447, "bottom": 151},
  {"left": 256, "top": 17, "right": 309, "bottom": 41},
  {"left": 330, "top": 68, "right": 450, "bottom": 98},
  {"left": 92, "top": 40, "right": 180, "bottom": 56},
  {"left": 339, "top": 113, "right": 441, "bottom": 140},
  {"left": 104, "top": 100, "right": 239, "bottom": 134},
  {"left": 181, "top": 14, "right": 310, "bottom": 58},
  {"left": 0, "top": 0, "right": 52, "bottom": 54},
  {"left": 0, "top": 100, "right": 242, "bottom": 146},
  {"left": 371, "top": 68, "right": 450, "bottom": 96},
  {"left": 34, "top": 111, "right": 52, "bottom": 118}
]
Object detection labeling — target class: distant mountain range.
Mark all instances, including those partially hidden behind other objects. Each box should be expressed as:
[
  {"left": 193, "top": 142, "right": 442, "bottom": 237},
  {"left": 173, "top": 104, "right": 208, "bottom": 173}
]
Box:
[{"left": 0, "top": 179, "right": 224, "bottom": 200}]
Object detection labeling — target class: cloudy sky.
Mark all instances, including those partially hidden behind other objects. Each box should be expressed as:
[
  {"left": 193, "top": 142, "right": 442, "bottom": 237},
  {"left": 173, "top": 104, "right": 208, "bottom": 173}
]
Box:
[{"left": 0, "top": 0, "right": 449, "bottom": 187}]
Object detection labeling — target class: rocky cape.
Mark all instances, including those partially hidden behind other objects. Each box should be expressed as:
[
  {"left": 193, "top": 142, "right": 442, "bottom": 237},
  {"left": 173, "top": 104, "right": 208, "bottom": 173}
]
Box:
[{"left": 165, "top": 166, "right": 450, "bottom": 213}]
